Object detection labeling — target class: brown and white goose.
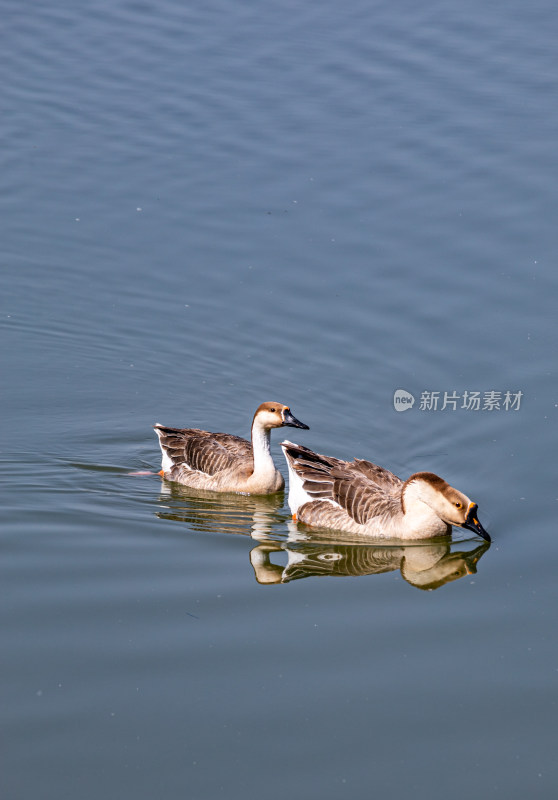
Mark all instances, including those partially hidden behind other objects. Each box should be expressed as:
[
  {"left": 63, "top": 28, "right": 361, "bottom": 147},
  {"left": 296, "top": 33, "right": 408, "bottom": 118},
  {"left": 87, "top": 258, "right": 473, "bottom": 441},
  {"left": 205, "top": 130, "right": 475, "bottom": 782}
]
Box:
[
  {"left": 280, "top": 441, "right": 490, "bottom": 541},
  {"left": 154, "top": 403, "right": 308, "bottom": 495}
]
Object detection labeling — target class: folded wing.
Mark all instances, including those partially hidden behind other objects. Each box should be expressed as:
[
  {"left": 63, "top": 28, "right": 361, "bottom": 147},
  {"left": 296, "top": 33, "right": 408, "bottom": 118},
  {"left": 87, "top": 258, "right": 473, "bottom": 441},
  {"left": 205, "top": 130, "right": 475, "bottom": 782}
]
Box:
[
  {"left": 283, "top": 442, "right": 403, "bottom": 525},
  {"left": 154, "top": 426, "right": 253, "bottom": 476}
]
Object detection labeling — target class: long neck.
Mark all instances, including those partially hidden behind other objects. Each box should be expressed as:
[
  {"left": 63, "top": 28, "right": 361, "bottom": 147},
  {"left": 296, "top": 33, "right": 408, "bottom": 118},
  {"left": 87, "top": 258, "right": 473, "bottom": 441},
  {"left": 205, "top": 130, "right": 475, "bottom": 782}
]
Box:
[
  {"left": 401, "top": 481, "right": 449, "bottom": 537},
  {"left": 251, "top": 421, "right": 276, "bottom": 477}
]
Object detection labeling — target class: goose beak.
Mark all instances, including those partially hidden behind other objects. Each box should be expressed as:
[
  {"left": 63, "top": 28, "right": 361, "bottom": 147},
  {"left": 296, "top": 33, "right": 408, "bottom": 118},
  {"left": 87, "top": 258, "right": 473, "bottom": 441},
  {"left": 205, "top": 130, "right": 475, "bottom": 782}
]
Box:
[
  {"left": 282, "top": 408, "right": 309, "bottom": 430},
  {"left": 461, "top": 503, "right": 491, "bottom": 542}
]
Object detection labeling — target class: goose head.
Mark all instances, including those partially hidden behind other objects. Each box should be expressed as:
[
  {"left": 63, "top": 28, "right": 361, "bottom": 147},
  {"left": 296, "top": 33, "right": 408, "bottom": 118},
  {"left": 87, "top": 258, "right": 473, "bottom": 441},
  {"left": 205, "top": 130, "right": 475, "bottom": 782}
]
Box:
[
  {"left": 402, "top": 471, "right": 490, "bottom": 541},
  {"left": 253, "top": 402, "right": 309, "bottom": 431}
]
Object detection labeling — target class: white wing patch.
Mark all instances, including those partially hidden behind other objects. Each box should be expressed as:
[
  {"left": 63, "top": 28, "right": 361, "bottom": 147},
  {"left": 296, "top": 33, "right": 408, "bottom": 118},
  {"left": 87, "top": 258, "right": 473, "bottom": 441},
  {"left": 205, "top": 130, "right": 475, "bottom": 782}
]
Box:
[
  {"left": 282, "top": 443, "right": 314, "bottom": 515},
  {"left": 155, "top": 426, "right": 178, "bottom": 472}
]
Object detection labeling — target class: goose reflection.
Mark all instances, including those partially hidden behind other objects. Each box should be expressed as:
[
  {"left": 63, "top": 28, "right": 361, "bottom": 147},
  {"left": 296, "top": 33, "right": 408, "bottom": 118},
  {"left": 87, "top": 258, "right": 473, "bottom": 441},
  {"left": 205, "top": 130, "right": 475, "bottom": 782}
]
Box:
[
  {"left": 156, "top": 481, "right": 283, "bottom": 537},
  {"left": 250, "top": 537, "right": 489, "bottom": 589},
  {"left": 155, "top": 483, "right": 490, "bottom": 590}
]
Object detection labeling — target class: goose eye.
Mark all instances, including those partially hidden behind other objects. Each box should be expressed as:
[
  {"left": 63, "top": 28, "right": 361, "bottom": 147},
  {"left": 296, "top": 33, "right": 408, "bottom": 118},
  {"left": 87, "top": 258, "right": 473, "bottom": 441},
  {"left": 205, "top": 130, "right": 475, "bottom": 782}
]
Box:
[
  {"left": 455, "top": 502, "right": 462, "bottom": 509},
  {"left": 269, "top": 408, "right": 276, "bottom": 412}
]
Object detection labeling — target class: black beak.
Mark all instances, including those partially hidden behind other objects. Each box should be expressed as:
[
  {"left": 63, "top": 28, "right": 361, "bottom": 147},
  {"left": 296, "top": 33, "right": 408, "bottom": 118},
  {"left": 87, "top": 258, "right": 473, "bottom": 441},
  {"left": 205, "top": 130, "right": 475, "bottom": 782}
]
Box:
[
  {"left": 461, "top": 503, "right": 491, "bottom": 542},
  {"left": 282, "top": 409, "right": 309, "bottom": 430}
]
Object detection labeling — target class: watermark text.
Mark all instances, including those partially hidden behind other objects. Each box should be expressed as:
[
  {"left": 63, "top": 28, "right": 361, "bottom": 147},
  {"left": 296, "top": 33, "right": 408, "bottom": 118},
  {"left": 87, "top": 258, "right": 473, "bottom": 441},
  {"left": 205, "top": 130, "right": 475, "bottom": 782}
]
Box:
[{"left": 393, "top": 389, "right": 523, "bottom": 412}]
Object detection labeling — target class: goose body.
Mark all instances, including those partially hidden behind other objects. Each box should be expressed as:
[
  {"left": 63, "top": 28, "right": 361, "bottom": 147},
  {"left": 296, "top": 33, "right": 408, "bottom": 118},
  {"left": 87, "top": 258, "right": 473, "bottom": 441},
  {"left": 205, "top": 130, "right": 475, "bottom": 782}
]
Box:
[
  {"left": 154, "top": 403, "right": 308, "bottom": 495},
  {"left": 281, "top": 441, "right": 490, "bottom": 541}
]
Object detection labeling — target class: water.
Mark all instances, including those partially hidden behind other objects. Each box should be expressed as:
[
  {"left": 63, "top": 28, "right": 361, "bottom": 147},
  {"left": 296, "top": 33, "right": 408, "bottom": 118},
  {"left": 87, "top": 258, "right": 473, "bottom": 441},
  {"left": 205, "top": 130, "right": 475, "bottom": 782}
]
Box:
[{"left": 2, "top": 1, "right": 557, "bottom": 797}]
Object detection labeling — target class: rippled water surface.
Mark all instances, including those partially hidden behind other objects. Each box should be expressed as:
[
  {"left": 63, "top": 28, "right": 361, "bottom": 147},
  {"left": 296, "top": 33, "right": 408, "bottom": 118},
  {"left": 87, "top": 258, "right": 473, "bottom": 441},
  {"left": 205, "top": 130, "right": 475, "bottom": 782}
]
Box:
[{"left": 2, "top": 1, "right": 557, "bottom": 798}]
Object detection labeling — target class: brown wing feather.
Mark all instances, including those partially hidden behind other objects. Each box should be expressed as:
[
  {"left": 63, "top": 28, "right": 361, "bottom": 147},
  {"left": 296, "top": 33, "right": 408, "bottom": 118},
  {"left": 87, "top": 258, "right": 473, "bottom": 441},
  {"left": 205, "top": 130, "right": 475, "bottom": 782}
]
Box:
[
  {"left": 283, "top": 442, "right": 402, "bottom": 525},
  {"left": 333, "top": 475, "right": 401, "bottom": 524},
  {"left": 351, "top": 459, "right": 403, "bottom": 493},
  {"left": 327, "top": 465, "right": 398, "bottom": 525},
  {"left": 282, "top": 443, "right": 337, "bottom": 498},
  {"left": 156, "top": 426, "right": 253, "bottom": 476}
]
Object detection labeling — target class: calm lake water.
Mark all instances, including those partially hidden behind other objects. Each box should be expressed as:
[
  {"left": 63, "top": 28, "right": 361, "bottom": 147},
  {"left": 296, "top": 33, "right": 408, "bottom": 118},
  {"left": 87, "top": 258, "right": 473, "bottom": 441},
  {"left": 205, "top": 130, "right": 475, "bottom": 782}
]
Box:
[{"left": 2, "top": 1, "right": 557, "bottom": 798}]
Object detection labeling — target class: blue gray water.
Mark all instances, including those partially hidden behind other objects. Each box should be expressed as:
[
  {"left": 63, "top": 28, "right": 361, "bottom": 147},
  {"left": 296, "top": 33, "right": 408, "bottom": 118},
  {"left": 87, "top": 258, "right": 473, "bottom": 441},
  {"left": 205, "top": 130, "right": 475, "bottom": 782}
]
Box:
[{"left": 2, "top": 1, "right": 557, "bottom": 798}]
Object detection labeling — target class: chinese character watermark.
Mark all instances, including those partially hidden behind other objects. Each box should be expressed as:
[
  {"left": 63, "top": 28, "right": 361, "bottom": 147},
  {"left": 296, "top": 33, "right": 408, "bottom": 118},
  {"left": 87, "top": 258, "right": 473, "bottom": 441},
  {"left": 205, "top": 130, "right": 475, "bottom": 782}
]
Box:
[
  {"left": 503, "top": 390, "right": 523, "bottom": 411},
  {"left": 393, "top": 389, "right": 523, "bottom": 412}
]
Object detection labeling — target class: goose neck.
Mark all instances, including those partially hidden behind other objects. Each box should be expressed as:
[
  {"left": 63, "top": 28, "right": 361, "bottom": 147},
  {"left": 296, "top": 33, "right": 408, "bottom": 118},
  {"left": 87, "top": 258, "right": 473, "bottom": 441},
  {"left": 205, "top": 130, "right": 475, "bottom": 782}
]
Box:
[
  {"left": 251, "top": 421, "right": 276, "bottom": 477},
  {"left": 401, "top": 483, "right": 449, "bottom": 537}
]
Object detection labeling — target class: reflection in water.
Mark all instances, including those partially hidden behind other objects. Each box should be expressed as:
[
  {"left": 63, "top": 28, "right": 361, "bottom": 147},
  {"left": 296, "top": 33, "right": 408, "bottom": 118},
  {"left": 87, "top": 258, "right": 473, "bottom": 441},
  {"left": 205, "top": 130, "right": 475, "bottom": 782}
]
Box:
[
  {"left": 156, "top": 481, "right": 284, "bottom": 537},
  {"left": 156, "top": 483, "right": 490, "bottom": 590},
  {"left": 250, "top": 537, "right": 490, "bottom": 590}
]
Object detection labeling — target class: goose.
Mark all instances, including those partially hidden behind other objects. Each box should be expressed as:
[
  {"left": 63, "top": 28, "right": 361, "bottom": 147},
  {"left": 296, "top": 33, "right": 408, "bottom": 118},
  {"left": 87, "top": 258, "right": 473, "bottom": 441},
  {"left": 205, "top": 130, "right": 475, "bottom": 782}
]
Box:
[
  {"left": 280, "top": 441, "right": 490, "bottom": 541},
  {"left": 154, "top": 403, "right": 308, "bottom": 494}
]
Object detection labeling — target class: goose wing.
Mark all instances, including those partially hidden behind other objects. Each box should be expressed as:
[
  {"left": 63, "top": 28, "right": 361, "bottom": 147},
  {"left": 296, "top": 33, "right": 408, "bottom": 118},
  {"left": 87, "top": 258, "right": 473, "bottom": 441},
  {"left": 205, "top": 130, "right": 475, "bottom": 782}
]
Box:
[
  {"left": 283, "top": 442, "right": 402, "bottom": 525},
  {"left": 350, "top": 458, "right": 403, "bottom": 493},
  {"left": 331, "top": 465, "right": 402, "bottom": 525},
  {"left": 155, "top": 426, "right": 253, "bottom": 475}
]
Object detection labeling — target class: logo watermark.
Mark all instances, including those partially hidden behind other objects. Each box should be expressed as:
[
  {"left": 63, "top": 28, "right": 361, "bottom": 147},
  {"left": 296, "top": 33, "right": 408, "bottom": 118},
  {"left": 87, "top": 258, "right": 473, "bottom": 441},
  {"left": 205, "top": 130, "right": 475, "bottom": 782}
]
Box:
[
  {"left": 393, "top": 389, "right": 523, "bottom": 412},
  {"left": 393, "top": 389, "right": 416, "bottom": 411}
]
